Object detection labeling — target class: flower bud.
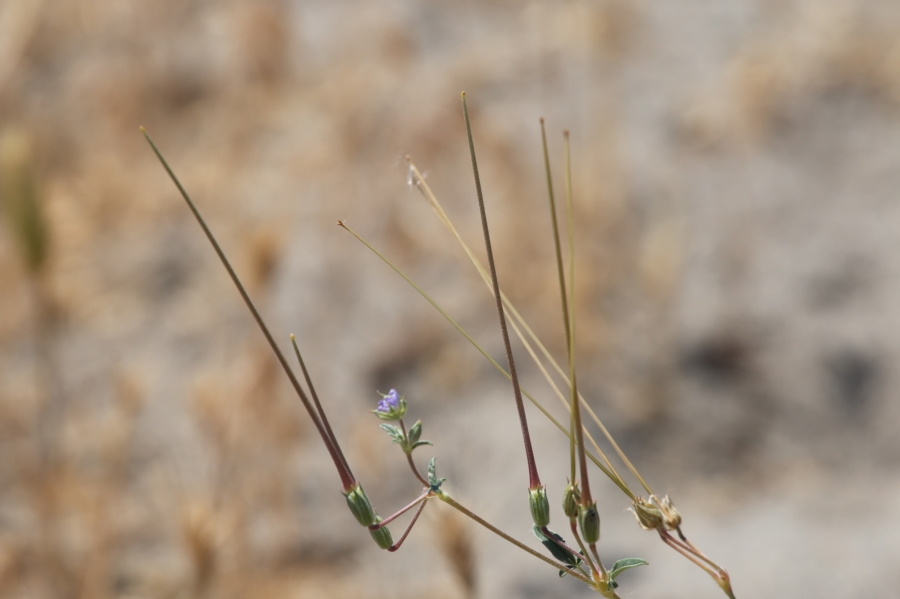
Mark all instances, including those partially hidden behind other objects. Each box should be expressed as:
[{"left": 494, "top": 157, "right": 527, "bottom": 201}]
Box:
[
  {"left": 343, "top": 483, "right": 376, "bottom": 526},
  {"left": 657, "top": 494, "right": 682, "bottom": 530},
  {"left": 562, "top": 482, "right": 581, "bottom": 518},
  {"left": 369, "top": 517, "right": 394, "bottom": 549},
  {"left": 529, "top": 486, "right": 551, "bottom": 527},
  {"left": 407, "top": 420, "right": 422, "bottom": 445},
  {"left": 578, "top": 501, "right": 600, "bottom": 544},
  {"left": 631, "top": 496, "right": 664, "bottom": 530}
]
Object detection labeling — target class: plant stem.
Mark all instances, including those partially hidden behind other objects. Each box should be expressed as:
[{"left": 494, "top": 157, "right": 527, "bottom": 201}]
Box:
[
  {"left": 141, "top": 128, "right": 355, "bottom": 491},
  {"left": 659, "top": 529, "right": 728, "bottom": 577},
  {"left": 563, "top": 131, "right": 592, "bottom": 505},
  {"left": 437, "top": 492, "right": 592, "bottom": 585},
  {"left": 407, "top": 159, "right": 637, "bottom": 497},
  {"left": 568, "top": 518, "right": 598, "bottom": 576},
  {"left": 540, "top": 118, "right": 578, "bottom": 486},
  {"left": 461, "top": 92, "right": 541, "bottom": 490},
  {"left": 370, "top": 491, "right": 430, "bottom": 529},
  {"left": 541, "top": 524, "right": 597, "bottom": 579},
  {"left": 338, "top": 220, "right": 632, "bottom": 496},
  {"left": 291, "top": 334, "right": 355, "bottom": 484},
  {"left": 388, "top": 498, "right": 429, "bottom": 553},
  {"left": 589, "top": 543, "right": 604, "bottom": 578},
  {"left": 399, "top": 419, "right": 429, "bottom": 486}
]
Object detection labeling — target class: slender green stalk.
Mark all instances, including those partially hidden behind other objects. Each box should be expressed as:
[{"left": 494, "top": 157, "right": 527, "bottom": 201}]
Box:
[
  {"left": 568, "top": 518, "right": 597, "bottom": 577},
  {"left": 141, "top": 128, "right": 356, "bottom": 491},
  {"left": 461, "top": 92, "right": 541, "bottom": 490},
  {"left": 399, "top": 418, "right": 429, "bottom": 486},
  {"left": 590, "top": 544, "right": 605, "bottom": 578}
]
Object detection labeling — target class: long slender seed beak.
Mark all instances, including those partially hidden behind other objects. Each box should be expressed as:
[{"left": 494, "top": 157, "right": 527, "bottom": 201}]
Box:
[
  {"left": 460, "top": 94, "right": 541, "bottom": 490},
  {"left": 140, "top": 127, "right": 356, "bottom": 491}
]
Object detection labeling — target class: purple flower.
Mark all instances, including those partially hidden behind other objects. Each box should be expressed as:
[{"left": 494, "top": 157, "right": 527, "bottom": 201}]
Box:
[
  {"left": 373, "top": 389, "right": 406, "bottom": 421},
  {"left": 378, "top": 389, "right": 400, "bottom": 412}
]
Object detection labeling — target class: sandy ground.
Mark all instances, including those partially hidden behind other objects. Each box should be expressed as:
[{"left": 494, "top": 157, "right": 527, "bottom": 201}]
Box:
[{"left": 1, "top": 1, "right": 900, "bottom": 597}]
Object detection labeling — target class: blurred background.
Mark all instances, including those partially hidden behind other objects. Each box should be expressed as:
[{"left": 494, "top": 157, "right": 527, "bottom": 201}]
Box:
[{"left": 1, "top": 0, "right": 899, "bottom": 597}]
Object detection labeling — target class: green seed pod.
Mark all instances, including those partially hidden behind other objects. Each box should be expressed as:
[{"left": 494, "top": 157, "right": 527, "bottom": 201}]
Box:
[
  {"left": 562, "top": 482, "right": 581, "bottom": 518},
  {"left": 529, "top": 486, "right": 551, "bottom": 527},
  {"left": 578, "top": 501, "right": 600, "bottom": 544},
  {"left": 343, "top": 483, "right": 376, "bottom": 526},
  {"left": 369, "top": 517, "right": 394, "bottom": 549},
  {"left": 631, "top": 496, "right": 664, "bottom": 530}
]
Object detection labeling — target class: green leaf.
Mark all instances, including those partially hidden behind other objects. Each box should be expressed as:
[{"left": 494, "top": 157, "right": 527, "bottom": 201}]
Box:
[
  {"left": 532, "top": 525, "right": 582, "bottom": 577},
  {"left": 427, "top": 458, "right": 446, "bottom": 490},
  {"left": 379, "top": 423, "right": 405, "bottom": 444},
  {"left": 411, "top": 440, "right": 433, "bottom": 449},
  {"left": 608, "top": 558, "right": 648, "bottom": 584}
]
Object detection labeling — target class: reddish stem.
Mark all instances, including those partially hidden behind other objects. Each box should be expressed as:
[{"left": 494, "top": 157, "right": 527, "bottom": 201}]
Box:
[
  {"left": 461, "top": 93, "right": 541, "bottom": 489},
  {"left": 387, "top": 499, "right": 429, "bottom": 552}
]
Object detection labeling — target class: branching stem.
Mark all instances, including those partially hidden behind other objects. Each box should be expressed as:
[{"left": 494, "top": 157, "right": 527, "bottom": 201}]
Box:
[
  {"left": 388, "top": 498, "right": 428, "bottom": 553},
  {"left": 370, "top": 491, "right": 430, "bottom": 530}
]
